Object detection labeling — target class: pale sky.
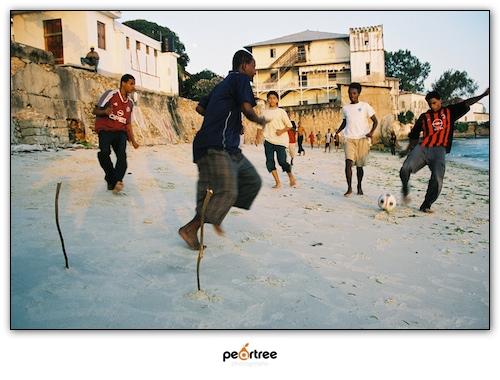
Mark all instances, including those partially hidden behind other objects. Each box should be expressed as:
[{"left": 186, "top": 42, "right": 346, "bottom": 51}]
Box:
[{"left": 121, "top": 10, "right": 489, "bottom": 109}]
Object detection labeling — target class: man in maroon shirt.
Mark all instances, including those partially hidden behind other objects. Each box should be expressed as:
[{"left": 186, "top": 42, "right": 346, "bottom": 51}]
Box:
[
  {"left": 399, "top": 88, "right": 489, "bottom": 213},
  {"left": 93, "top": 74, "right": 139, "bottom": 194}
]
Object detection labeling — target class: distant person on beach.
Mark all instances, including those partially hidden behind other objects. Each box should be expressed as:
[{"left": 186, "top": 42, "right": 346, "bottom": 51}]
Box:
[
  {"left": 255, "top": 91, "right": 297, "bottom": 189},
  {"left": 178, "top": 49, "right": 269, "bottom": 250},
  {"left": 316, "top": 131, "right": 322, "bottom": 148},
  {"left": 81, "top": 47, "right": 99, "bottom": 72},
  {"left": 335, "top": 82, "right": 378, "bottom": 196},
  {"left": 288, "top": 121, "right": 298, "bottom": 165},
  {"left": 325, "top": 128, "right": 333, "bottom": 153},
  {"left": 399, "top": 88, "right": 490, "bottom": 213},
  {"left": 334, "top": 132, "right": 340, "bottom": 152},
  {"left": 390, "top": 131, "right": 397, "bottom": 155},
  {"left": 309, "top": 131, "right": 315, "bottom": 149},
  {"left": 297, "top": 122, "right": 306, "bottom": 156},
  {"left": 93, "top": 73, "right": 139, "bottom": 194}
]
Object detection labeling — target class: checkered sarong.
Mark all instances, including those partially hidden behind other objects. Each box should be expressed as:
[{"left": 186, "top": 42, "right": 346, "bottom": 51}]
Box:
[{"left": 195, "top": 149, "right": 262, "bottom": 225}]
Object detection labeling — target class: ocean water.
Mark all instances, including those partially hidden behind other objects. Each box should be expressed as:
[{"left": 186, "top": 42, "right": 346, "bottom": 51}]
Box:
[{"left": 448, "top": 138, "right": 489, "bottom": 170}]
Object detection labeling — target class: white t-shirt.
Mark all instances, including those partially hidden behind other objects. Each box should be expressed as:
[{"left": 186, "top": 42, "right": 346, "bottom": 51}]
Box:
[
  {"left": 341, "top": 101, "right": 376, "bottom": 139},
  {"left": 260, "top": 107, "right": 293, "bottom": 147},
  {"left": 325, "top": 132, "right": 333, "bottom": 143}
]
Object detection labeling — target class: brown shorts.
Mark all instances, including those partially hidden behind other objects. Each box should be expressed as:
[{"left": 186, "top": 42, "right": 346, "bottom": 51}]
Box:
[{"left": 344, "top": 138, "right": 370, "bottom": 166}]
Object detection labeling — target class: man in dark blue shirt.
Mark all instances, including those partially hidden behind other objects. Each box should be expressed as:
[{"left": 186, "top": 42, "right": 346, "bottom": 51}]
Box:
[{"left": 179, "top": 50, "right": 269, "bottom": 249}]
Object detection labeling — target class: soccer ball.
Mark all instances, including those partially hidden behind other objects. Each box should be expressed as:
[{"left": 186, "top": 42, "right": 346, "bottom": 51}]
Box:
[{"left": 378, "top": 193, "right": 397, "bottom": 212}]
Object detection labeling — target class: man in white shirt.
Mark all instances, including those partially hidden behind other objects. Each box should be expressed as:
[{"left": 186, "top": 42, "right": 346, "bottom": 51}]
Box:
[
  {"left": 325, "top": 128, "right": 333, "bottom": 153},
  {"left": 256, "top": 91, "right": 297, "bottom": 188},
  {"left": 334, "top": 82, "right": 378, "bottom": 196}
]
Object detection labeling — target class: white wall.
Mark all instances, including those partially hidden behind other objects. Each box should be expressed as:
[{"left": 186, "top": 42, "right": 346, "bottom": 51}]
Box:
[
  {"left": 349, "top": 26, "right": 385, "bottom": 84},
  {"left": 12, "top": 11, "right": 179, "bottom": 95},
  {"left": 13, "top": 11, "right": 92, "bottom": 64}
]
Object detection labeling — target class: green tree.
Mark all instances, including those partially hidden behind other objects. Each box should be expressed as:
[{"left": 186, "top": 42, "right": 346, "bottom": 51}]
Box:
[
  {"left": 122, "top": 19, "right": 189, "bottom": 69},
  {"left": 398, "top": 110, "right": 415, "bottom": 124},
  {"left": 181, "top": 70, "right": 223, "bottom": 100},
  {"left": 431, "top": 70, "right": 479, "bottom": 102},
  {"left": 385, "top": 50, "right": 431, "bottom": 92}
]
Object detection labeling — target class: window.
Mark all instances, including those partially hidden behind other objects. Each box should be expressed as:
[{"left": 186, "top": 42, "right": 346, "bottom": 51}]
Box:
[
  {"left": 270, "top": 48, "right": 276, "bottom": 58},
  {"left": 297, "top": 45, "right": 306, "bottom": 62},
  {"left": 136, "top": 41, "right": 141, "bottom": 50},
  {"left": 43, "top": 19, "right": 64, "bottom": 64},
  {"left": 146, "top": 46, "right": 150, "bottom": 55},
  {"left": 300, "top": 73, "right": 308, "bottom": 87},
  {"left": 364, "top": 32, "right": 369, "bottom": 46},
  {"left": 328, "top": 71, "right": 337, "bottom": 81},
  {"left": 154, "top": 49, "right": 158, "bottom": 57},
  {"left": 270, "top": 71, "right": 278, "bottom": 81},
  {"left": 366, "top": 62, "right": 371, "bottom": 76},
  {"left": 97, "top": 21, "right": 106, "bottom": 49},
  {"left": 126, "top": 37, "right": 130, "bottom": 49}
]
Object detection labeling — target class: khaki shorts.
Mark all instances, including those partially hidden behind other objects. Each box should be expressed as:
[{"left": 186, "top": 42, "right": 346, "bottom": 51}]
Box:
[{"left": 345, "top": 138, "right": 370, "bottom": 166}]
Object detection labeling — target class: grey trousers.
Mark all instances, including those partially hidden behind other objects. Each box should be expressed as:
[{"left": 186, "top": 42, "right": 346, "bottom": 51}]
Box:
[
  {"left": 400, "top": 145, "right": 446, "bottom": 209},
  {"left": 196, "top": 149, "right": 262, "bottom": 225}
]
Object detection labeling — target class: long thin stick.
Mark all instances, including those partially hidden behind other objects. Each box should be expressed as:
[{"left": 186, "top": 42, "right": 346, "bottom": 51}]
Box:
[
  {"left": 55, "top": 182, "right": 69, "bottom": 269},
  {"left": 197, "top": 188, "right": 213, "bottom": 291}
]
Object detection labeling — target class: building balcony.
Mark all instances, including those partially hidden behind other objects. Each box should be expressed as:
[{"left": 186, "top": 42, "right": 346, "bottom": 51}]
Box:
[{"left": 255, "top": 77, "right": 350, "bottom": 92}]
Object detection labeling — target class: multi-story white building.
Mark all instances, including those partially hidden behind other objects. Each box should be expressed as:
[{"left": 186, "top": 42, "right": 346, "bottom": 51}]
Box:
[
  {"left": 11, "top": 10, "right": 179, "bottom": 95},
  {"left": 245, "top": 25, "right": 399, "bottom": 112}
]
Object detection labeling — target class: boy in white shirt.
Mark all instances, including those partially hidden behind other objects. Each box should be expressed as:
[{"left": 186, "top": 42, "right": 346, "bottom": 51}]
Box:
[
  {"left": 256, "top": 91, "right": 297, "bottom": 188},
  {"left": 334, "top": 82, "right": 378, "bottom": 196}
]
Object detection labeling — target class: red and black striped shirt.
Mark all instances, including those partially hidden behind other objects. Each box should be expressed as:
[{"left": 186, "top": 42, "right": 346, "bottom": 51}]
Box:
[{"left": 409, "top": 101, "right": 470, "bottom": 153}]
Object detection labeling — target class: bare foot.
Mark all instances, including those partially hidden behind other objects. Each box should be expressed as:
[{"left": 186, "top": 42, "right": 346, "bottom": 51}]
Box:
[
  {"left": 213, "top": 224, "right": 225, "bottom": 236},
  {"left": 357, "top": 187, "right": 363, "bottom": 195},
  {"left": 344, "top": 188, "right": 353, "bottom": 197},
  {"left": 112, "top": 181, "right": 124, "bottom": 194},
  {"left": 289, "top": 175, "right": 297, "bottom": 187},
  {"left": 272, "top": 183, "right": 282, "bottom": 189},
  {"left": 178, "top": 225, "right": 201, "bottom": 250}
]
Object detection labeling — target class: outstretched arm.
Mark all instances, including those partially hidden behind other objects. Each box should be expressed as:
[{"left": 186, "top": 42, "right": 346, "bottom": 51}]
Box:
[
  {"left": 241, "top": 102, "right": 268, "bottom": 127},
  {"left": 464, "top": 88, "right": 489, "bottom": 107},
  {"left": 335, "top": 120, "right": 347, "bottom": 136}
]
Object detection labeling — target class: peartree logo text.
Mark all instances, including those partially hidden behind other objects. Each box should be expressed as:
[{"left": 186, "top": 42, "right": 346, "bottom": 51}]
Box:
[{"left": 223, "top": 343, "right": 278, "bottom": 362}]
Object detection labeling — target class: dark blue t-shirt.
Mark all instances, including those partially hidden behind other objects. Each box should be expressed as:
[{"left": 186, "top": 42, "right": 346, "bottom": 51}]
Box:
[{"left": 192, "top": 71, "right": 256, "bottom": 162}]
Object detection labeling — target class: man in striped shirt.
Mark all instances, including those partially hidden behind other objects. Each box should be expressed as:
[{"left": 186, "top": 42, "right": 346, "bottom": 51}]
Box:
[{"left": 399, "top": 88, "right": 489, "bottom": 213}]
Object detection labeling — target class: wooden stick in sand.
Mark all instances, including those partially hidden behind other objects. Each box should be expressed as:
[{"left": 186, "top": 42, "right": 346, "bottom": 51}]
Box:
[
  {"left": 196, "top": 188, "right": 213, "bottom": 291},
  {"left": 55, "top": 182, "right": 69, "bottom": 269}
]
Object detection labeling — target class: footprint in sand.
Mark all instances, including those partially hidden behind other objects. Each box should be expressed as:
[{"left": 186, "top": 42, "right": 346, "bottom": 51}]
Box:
[
  {"left": 184, "top": 289, "right": 222, "bottom": 302},
  {"left": 246, "top": 274, "right": 286, "bottom": 287},
  {"left": 159, "top": 182, "right": 176, "bottom": 190}
]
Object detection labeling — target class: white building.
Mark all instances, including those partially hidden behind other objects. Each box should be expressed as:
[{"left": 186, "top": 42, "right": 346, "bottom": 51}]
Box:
[
  {"left": 349, "top": 25, "right": 385, "bottom": 85},
  {"left": 245, "top": 25, "right": 399, "bottom": 112},
  {"left": 11, "top": 10, "right": 179, "bottom": 95},
  {"left": 457, "top": 102, "right": 489, "bottom": 123},
  {"left": 398, "top": 92, "right": 428, "bottom": 121}
]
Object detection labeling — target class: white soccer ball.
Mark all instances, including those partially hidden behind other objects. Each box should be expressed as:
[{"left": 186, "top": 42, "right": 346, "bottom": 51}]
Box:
[{"left": 378, "top": 193, "right": 397, "bottom": 212}]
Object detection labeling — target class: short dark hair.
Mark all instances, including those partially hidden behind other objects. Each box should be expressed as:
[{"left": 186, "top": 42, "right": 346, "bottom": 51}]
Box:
[
  {"left": 120, "top": 74, "right": 135, "bottom": 84},
  {"left": 348, "top": 82, "right": 362, "bottom": 93},
  {"left": 267, "top": 91, "right": 279, "bottom": 100},
  {"left": 232, "top": 49, "right": 254, "bottom": 71},
  {"left": 425, "top": 91, "right": 441, "bottom": 102}
]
